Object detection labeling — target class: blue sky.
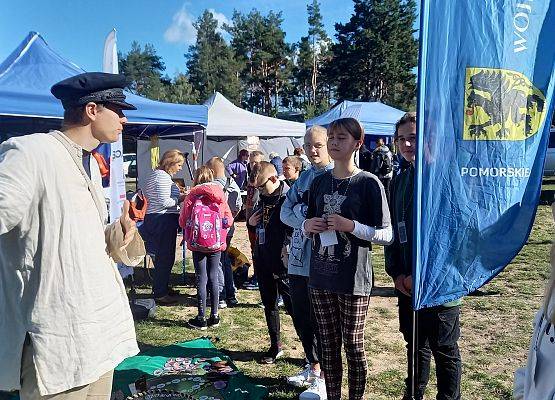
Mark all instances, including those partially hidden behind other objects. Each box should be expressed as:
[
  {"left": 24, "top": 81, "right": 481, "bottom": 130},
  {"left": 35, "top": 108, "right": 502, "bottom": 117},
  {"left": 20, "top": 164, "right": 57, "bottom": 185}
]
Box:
[{"left": 0, "top": 0, "right": 356, "bottom": 77}]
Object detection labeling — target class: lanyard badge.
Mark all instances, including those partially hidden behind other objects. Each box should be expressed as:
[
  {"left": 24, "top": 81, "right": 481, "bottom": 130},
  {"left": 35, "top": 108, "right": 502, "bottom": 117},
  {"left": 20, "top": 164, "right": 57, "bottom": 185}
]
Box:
[
  {"left": 398, "top": 221, "right": 408, "bottom": 244},
  {"left": 258, "top": 227, "right": 266, "bottom": 245}
]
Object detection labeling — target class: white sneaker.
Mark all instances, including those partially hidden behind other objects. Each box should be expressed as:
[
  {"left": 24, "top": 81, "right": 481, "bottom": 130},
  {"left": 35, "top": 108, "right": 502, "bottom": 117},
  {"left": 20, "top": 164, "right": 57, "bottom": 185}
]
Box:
[
  {"left": 286, "top": 364, "right": 319, "bottom": 388},
  {"left": 299, "top": 377, "right": 327, "bottom": 400}
]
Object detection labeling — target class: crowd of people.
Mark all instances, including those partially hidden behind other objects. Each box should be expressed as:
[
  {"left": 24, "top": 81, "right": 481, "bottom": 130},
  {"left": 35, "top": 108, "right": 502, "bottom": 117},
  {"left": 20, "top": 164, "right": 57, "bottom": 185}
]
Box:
[
  {"left": 139, "top": 113, "right": 463, "bottom": 400},
  {"left": 0, "top": 72, "right": 553, "bottom": 400}
]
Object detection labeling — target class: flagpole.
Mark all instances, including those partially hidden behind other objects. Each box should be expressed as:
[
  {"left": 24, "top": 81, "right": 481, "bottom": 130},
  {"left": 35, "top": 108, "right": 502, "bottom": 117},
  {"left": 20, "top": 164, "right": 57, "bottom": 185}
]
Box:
[
  {"left": 411, "top": 0, "right": 429, "bottom": 395},
  {"left": 411, "top": 309, "right": 417, "bottom": 400}
]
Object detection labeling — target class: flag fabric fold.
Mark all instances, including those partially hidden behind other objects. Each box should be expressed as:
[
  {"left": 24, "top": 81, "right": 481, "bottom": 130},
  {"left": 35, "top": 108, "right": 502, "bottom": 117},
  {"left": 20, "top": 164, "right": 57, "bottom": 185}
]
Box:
[{"left": 414, "top": 0, "right": 555, "bottom": 309}]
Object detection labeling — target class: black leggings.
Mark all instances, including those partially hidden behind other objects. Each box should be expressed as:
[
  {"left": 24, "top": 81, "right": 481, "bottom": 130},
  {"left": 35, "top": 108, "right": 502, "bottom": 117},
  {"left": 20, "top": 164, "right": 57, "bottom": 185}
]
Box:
[{"left": 192, "top": 251, "right": 221, "bottom": 318}]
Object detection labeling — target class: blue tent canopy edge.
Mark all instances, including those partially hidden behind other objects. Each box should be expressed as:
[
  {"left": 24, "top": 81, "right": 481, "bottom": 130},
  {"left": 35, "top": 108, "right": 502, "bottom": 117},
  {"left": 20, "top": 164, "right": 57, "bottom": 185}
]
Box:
[
  {"left": 0, "top": 32, "right": 208, "bottom": 137},
  {"left": 305, "top": 100, "right": 405, "bottom": 137}
]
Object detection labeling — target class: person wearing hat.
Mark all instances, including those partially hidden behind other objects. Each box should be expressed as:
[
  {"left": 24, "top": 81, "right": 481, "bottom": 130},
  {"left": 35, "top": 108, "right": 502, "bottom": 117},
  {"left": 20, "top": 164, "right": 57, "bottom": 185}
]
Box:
[{"left": 0, "top": 72, "right": 145, "bottom": 399}]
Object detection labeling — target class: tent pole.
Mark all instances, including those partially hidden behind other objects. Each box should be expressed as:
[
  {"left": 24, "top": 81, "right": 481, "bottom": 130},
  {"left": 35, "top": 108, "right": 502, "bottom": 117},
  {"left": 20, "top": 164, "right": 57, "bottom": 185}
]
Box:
[{"left": 183, "top": 153, "right": 194, "bottom": 180}]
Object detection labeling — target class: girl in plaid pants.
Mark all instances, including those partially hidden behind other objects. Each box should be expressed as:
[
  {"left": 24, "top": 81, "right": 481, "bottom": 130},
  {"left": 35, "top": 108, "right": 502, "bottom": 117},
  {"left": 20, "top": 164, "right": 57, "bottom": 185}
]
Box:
[{"left": 304, "top": 118, "right": 393, "bottom": 399}]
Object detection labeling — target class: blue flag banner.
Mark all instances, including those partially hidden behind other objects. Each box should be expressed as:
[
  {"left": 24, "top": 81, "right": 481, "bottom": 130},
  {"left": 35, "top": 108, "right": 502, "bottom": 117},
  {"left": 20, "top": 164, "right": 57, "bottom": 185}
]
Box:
[{"left": 414, "top": 0, "right": 555, "bottom": 309}]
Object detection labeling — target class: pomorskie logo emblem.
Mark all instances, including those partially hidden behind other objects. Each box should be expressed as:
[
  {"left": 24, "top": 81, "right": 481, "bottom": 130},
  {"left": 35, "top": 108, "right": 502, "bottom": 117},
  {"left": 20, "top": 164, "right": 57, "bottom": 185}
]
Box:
[{"left": 463, "top": 67, "right": 546, "bottom": 140}]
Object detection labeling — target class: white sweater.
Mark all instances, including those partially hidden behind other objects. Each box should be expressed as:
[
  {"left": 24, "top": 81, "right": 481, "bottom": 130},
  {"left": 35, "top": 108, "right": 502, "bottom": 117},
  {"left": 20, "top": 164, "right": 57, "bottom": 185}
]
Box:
[
  {"left": 514, "top": 293, "right": 555, "bottom": 400},
  {"left": 0, "top": 132, "right": 144, "bottom": 395}
]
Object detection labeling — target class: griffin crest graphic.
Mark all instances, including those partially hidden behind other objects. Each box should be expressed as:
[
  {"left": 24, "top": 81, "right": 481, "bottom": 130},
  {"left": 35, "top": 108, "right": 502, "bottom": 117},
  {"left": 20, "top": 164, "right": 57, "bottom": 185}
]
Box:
[{"left": 463, "top": 67, "right": 546, "bottom": 140}]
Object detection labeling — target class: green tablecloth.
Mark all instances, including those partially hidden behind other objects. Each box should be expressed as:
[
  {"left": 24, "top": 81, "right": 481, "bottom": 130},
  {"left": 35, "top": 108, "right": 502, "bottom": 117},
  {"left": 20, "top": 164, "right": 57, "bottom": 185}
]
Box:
[{"left": 112, "top": 338, "right": 267, "bottom": 400}]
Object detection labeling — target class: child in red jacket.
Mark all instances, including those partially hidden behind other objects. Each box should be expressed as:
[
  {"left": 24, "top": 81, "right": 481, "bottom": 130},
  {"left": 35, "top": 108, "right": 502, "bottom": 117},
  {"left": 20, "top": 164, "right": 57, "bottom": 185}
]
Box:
[{"left": 179, "top": 166, "right": 233, "bottom": 330}]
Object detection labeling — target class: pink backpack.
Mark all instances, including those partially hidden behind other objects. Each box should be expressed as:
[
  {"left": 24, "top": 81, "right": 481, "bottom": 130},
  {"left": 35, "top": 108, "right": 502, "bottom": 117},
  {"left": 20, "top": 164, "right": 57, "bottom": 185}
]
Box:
[{"left": 185, "top": 195, "right": 223, "bottom": 252}]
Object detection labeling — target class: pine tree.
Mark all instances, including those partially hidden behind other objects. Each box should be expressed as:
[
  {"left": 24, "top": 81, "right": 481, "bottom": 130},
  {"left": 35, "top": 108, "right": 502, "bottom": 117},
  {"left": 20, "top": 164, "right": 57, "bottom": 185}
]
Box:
[
  {"left": 163, "top": 73, "right": 199, "bottom": 104},
  {"left": 329, "top": 0, "right": 418, "bottom": 109},
  {"left": 292, "top": 1, "right": 333, "bottom": 118},
  {"left": 307, "top": 0, "right": 332, "bottom": 109},
  {"left": 119, "top": 42, "right": 167, "bottom": 100},
  {"left": 186, "top": 10, "right": 241, "bottom": 104},
  {"left": 295, "top": 37, "right": 314, "bottom": 108},
  {"left": 226, "top": 9, "right": 293, "bottom": 115}
]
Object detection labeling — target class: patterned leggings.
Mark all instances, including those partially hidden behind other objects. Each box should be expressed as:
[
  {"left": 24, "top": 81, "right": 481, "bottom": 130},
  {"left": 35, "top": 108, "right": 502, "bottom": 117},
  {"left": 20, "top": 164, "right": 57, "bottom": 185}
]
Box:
[{"left": 310, "top": 288, "right": 371, "bottom": 400}]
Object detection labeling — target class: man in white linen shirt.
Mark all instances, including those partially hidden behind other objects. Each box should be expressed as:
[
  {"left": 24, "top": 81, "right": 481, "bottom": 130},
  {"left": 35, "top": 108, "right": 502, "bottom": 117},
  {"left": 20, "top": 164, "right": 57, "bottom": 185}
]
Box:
[{"left": 0, "top": 72, "right": 145, "bottom": 399}]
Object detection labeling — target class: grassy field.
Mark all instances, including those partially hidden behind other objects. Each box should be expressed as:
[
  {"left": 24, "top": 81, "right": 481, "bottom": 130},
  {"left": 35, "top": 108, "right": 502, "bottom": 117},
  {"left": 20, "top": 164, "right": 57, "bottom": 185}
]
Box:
[{"left": 131, "top": 205, "right": 554, "bottom": 400}]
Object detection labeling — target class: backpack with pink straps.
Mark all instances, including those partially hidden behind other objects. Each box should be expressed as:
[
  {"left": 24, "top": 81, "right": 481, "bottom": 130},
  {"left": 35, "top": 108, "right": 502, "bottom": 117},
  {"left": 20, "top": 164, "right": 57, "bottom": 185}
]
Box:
[{"left": 185, "top": 195, "right": 223, "bottom": 252}]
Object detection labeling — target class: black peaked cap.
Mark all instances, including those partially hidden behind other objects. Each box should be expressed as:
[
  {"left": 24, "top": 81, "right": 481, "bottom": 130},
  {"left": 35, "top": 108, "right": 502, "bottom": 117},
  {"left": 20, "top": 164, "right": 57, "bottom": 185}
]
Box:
[{"left": 51, "top": 72, "right": 136, "bottom": 110}]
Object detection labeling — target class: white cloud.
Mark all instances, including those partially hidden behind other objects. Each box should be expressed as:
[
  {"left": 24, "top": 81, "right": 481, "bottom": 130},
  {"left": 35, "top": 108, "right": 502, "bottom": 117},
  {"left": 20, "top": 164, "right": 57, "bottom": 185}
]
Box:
[
  {"left": 164, "top": 6, "right": 232, "bottom": 45},
  {"left": 164, "top": 5, "right": 197, "bottom": 45},
  {"left": 208, "top": 8, "right": 232, "bottom": 34}
]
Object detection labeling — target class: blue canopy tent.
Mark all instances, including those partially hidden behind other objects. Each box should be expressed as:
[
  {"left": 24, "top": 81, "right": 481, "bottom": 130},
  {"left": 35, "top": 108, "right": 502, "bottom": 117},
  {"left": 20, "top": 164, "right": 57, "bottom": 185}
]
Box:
[
  {"left": 0, "top": 32, "right": 208, "bottom": 140},
  {"left": 305, "top": 100, "right": 405, "bottom": 145}
]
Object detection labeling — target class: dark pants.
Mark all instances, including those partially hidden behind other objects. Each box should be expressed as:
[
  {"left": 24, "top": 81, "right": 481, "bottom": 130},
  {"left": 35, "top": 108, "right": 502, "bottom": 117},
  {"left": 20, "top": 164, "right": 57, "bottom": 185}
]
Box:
[
  {"left": 193, "top": 251, "right": 221, "bottom": 318},
  {"left": 398, "top": 294, "right": 462, "bottom": 400},
  {"left": 220, "top": 235, "right": 237, "bottom": 301},
  {"left": 289, "top": 274, "right": 320, "bottom": 364},
  {"left": 257, "top": 268, "right": 293, "bottom": 348},
  {"left": 141, "top": 213, "right": 179, "bottom": 298}
]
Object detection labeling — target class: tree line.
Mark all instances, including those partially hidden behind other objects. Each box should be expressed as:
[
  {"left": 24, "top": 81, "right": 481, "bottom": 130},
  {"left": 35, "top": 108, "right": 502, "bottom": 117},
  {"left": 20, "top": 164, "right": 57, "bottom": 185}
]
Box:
[{"left": 119, "top": 0, "right": 418, "bottom": 119}]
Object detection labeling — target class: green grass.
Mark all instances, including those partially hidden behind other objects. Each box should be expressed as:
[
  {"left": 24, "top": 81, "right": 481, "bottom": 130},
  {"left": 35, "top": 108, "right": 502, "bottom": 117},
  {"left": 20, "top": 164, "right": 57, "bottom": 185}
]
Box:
[{"left": 131, "top": 205, "right": 554, "bottom": 399}]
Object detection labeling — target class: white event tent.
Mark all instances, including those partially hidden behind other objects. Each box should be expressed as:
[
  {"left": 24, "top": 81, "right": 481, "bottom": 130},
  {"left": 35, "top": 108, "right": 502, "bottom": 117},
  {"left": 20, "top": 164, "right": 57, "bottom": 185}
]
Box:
[{"left": 136, "top": 92, "right": 306, "bottom": 188}]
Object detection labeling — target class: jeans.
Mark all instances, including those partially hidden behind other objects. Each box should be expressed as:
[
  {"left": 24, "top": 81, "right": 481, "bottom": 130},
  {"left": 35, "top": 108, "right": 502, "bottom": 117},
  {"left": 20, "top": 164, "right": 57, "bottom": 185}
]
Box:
[
  {"left": 193, "top": 251, "right": 221, "bottom": 318},
  {"left": 289, "top": 274, "right": 320, "bottom": 364},
  {"left": 140, "top": 213, "right": 179, "bottom": 298},
  {"left": 207, "top": 261, "right": 224, "bottom": 298},
  {"left": 398, "top": 293, "right": 462, "bottom": 400}
]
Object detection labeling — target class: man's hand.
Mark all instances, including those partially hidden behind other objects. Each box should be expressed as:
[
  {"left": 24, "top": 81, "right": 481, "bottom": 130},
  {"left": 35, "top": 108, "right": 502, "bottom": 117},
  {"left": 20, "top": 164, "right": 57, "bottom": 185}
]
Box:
[
  {"left": 394, "top": 274, "right": 410, "bottom": 297},
  {"left": 304, "top": 217, "right": 328, "bottom": 233},
  {"left": 326, "top": 214, "right": 355, "bottom": 232},
  {"left": 248, "top": 209, "right": 262, "bottom": 226},
  {"left": 120, "top": 200, "right": 137, "bottom": 247}
]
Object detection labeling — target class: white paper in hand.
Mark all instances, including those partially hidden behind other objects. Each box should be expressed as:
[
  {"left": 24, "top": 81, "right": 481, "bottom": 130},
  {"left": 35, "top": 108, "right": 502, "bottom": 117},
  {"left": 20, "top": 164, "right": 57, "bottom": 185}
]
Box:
[{"left": 319, "top": 230, "right": 338, "bottom": 247}]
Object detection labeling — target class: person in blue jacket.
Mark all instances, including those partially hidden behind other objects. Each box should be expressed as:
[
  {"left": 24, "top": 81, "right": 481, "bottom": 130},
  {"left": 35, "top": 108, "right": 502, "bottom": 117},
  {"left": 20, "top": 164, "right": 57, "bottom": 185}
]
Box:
[{"left": 280, "top": 125, "right": 333, "bottom": 399}]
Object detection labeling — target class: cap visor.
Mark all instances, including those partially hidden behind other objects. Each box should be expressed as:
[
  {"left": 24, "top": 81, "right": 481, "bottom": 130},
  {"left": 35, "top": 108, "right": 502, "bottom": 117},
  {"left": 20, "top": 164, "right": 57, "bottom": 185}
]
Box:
[{"left": 108, "top": 100, "right": 137, "bottom": 110}]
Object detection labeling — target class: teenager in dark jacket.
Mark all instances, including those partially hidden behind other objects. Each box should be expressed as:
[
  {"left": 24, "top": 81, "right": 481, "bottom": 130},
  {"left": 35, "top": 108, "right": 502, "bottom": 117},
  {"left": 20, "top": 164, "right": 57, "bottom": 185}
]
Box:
[
  {"left": 385, "top": 112, "right": 462, "bottom": 400},
  {"left": 247, "top": 161, "right": 293, "bottom": 364}
]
